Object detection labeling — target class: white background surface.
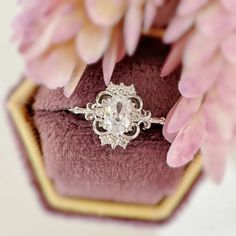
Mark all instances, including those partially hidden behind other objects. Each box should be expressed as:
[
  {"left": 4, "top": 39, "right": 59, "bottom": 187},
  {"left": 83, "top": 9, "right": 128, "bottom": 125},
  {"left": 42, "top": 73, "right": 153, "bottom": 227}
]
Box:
[{"left": 1, "top": 2, "right": 236, "bottom": 236}]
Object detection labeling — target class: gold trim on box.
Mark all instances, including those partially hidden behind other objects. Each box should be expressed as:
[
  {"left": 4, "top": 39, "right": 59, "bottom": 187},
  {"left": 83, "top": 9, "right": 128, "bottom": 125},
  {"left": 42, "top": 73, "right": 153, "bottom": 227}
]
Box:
[{"left": 7, "top": 79, "right": 202, "bottom": 221}]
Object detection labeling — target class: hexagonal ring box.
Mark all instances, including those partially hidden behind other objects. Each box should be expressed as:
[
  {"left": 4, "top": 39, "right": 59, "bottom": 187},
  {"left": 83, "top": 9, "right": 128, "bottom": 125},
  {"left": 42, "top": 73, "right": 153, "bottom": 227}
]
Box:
[{"left": 7, "top": 36, "right": 202, "bottom": 223}]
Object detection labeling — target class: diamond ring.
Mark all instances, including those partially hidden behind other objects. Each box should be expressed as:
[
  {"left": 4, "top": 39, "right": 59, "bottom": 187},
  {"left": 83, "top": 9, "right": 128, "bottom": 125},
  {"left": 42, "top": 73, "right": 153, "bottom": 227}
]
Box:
[{"left": 68, "top": 83, "right": 165, "bottom": 149}]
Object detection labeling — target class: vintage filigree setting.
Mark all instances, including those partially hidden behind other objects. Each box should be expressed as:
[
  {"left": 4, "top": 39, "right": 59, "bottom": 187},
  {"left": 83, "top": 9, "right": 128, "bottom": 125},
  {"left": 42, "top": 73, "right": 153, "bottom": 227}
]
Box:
[{"left": 69, "top": 83, "right": 165, "bottom": 149}]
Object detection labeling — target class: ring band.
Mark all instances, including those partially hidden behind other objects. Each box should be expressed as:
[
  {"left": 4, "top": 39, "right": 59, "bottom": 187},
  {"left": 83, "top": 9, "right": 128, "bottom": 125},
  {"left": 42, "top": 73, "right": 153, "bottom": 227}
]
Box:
[{"left": 68, "top": 83, "right": 165, "bottom": 149}]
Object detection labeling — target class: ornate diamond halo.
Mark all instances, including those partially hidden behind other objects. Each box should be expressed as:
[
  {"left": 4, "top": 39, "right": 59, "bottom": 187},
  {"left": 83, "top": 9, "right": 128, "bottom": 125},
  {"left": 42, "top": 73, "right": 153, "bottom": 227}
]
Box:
[{"left": 68, "top": 83, "right": 165, "bottom": 149}]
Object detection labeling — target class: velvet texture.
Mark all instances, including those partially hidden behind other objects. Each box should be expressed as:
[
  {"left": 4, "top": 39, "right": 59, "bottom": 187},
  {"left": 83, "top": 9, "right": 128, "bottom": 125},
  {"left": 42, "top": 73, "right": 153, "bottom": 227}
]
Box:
[{"left": 33, "top": 38, "right": 184, "bottom": 205}]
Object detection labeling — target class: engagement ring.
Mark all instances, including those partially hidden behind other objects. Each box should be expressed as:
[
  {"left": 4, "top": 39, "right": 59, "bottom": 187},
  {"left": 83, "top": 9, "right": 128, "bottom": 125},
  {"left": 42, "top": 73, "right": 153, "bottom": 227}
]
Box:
[{"left": 68, "top": 83, "right": 165, "bottom": 149}]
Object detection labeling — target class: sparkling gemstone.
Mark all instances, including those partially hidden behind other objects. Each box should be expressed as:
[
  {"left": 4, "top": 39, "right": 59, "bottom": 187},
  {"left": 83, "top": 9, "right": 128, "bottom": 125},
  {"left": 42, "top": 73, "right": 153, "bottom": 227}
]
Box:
[{"left": 103, "top": 95, "right": 132, "bottom": 135}]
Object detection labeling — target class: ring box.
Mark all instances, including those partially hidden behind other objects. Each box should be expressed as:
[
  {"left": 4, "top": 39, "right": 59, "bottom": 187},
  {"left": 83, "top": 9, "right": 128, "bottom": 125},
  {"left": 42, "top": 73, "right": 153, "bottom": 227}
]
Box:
[{"left": 7, "top": 37, "right": 202, "bottom": 222}]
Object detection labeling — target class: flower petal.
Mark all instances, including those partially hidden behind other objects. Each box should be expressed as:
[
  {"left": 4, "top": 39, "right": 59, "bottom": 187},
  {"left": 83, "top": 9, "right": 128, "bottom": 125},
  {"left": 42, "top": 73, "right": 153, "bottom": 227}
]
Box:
[
  {"left": 221, "top": 32, "right": 236, "bottom": 64},
  {"left": 180, "top": 55, "right": 223, "bottom": 97},
  {"left": 124, "top": 3, "right": 143, "bottom": 55},
  {"left": 22, "top": 2, "right": 81, "bottom": 59},
  {"left": 203, "top": 92, "right": 234, "bottom": 143},
  {"left": 161, "top": 33, "right": 190, "bottom": 77},
  {"left": 85, "top": 0, "right": 126, "bottom": 27},
  {"left": 167, "top": 96, "right": 203, "bottom": 133},
  {"left": 203, "top": 78, "right": 236, "bottom": 183},
  {"left": 26, "top": 43, "right": 77, "bottom": 89},
  {"left": 177, "top": 0, "right": 208, "bottom": 16},
  {"left": 202, "top": 132, "right": 228, "bottom": 183},
  {"left": 103, "top": 51, "right": 116, "bottom": 85},
  {"left": 76, "top": 23, "right": 111, "bottom": 64},
  {"left": 51, "top": 6, "right": 83, "bottom": 44},
  {"left": 164, "top": 15, "right": 194, "bottom": 43},
  {"left": 102, "top": 28, "right": 123, "bottom": 85},
  {"left": 196, "top": 2, "right": 236, "bottom": 39},
  {"left": 167, "top": 111, "right": 206, "bottom": 167},
  {"left": 220, "top": 0, "right": 236, "bottom": 14},
  {"left": 23, "top": 17, "right": 59, "bottom": 60},
  {"left": 143, "top": 0, "right": 157, "bottom": 32},
  {"left": 64, "top": 60, "right": 87, "bottom": 97},
  {"left": 13, "top": 0, "right": 62, "bottom": 47},
  {"left": 217, "top": 64, "right": 236, "bottom": 110},
  {"left": 183, "top": 32, "right": 218, "bottom": 69},
  {"left": 163, "top": 98, "right": 181, "bottom": 143}
]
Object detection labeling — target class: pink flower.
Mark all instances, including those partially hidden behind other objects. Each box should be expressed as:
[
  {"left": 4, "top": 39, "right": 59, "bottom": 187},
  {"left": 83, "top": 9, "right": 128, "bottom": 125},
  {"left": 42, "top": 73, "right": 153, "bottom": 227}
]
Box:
[
  {"left": 13, "top": 0, "right": 166, "bottom": 97},
  {"left": 162, "top": 0, "right": 236, "bottom": 182}
]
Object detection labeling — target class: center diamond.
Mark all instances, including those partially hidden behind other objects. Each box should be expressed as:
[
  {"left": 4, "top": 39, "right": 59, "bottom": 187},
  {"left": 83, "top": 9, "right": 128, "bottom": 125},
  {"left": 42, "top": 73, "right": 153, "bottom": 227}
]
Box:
[{"left": 103, "top": 95, "right": 132, "bottom": 135}]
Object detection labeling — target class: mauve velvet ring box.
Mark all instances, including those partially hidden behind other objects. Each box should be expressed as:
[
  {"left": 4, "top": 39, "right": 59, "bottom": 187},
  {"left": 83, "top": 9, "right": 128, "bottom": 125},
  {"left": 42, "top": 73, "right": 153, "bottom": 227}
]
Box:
[{"left": 7, "top": 37, "right": 202, "bottom": 222}]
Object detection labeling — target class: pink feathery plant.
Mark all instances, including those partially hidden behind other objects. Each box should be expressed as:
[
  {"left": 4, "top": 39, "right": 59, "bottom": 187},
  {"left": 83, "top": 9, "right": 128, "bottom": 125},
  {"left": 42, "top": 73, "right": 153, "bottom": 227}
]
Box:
[
  {"left": 13, "top": 0, "right": 167, "bottom": 97},
  {"left": 162, "top": 0, "right": 236, "bottom": 182}
]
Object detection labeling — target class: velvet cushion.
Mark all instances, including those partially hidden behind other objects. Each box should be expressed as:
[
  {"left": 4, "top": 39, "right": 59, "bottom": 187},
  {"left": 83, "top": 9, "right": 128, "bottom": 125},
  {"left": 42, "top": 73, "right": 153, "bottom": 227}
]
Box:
[{"left": 33, "top": 37, "right": 184, "bottom": 205}]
